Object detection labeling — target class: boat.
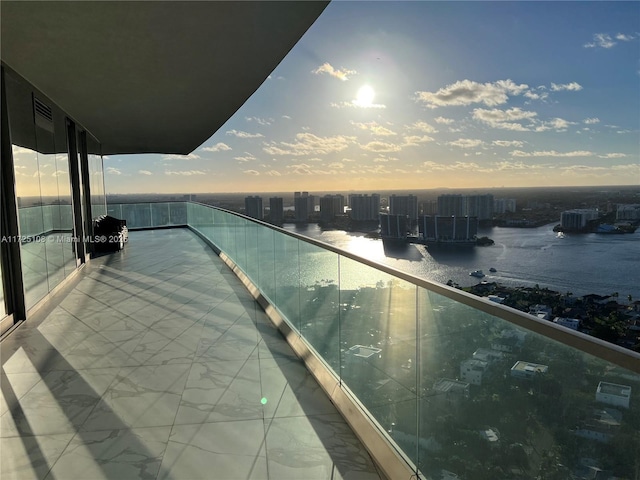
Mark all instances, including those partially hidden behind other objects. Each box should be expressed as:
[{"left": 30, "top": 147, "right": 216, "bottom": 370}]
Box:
[
  {"left": 470, "top": 270, "right": 485, "bottom": 278},
  {"left": 489, "top": 267, "right": 497, "bottom": 273}
]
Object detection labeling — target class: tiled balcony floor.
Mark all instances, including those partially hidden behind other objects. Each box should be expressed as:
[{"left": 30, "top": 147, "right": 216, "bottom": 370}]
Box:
[{"left": 1, "top": 229, "right": 382, "bottom": 480}]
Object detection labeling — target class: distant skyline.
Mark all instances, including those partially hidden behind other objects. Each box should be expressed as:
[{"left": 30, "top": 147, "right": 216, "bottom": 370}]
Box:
[{"left": 104, "top": 1, "right": 640, "bottom": 194}]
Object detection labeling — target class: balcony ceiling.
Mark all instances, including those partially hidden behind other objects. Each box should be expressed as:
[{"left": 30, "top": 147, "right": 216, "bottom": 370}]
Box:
[{"left": 1, "top": 1, "right": 328, "bottom": 155}]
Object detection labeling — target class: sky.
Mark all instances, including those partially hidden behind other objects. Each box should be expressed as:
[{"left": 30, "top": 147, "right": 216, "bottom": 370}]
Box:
[{"left": 105, "top": 1, "right": 640, "bottom": 194}]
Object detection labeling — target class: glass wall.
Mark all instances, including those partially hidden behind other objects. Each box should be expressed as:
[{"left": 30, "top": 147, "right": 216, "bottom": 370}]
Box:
[
  {"left": 87, "top": 134, "right": 106, "bottom": 218},
  {"left": 4, "top": 69, "right": 86, "bottom": 309}
]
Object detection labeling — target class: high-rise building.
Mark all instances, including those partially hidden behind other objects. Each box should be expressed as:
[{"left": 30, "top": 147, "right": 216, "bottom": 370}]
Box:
[
  {"left": 560, "top": 209, "right": 599, "bottom": 230},
  {"left": 269, "top": 197, "right": 284, "bottom": 225},
  {"left": 389, "top": 195, "right": 418, "bottom": 223},
  {"left": 419, "top": 215, "right": 478, "bottom": 241},
  {"left": 294, "top": 191, "right": 314, "bottom": 222},
  {"left": 494, "top": 198, "right": 516, "bottom": 214},
  {"left": 319, "top": 194, "right": 344, "bottom": 222},
  {"left": 244, "top": 196, "right": 263, "bottom": 220},
  {"left": 380, "top": 213, "right": 408, "bottom": 239},
  {"left": 437, "top": 194, "right": 465, "bottom": 217},
  {"left": 466, "top": 194, "right": 494, "bottom": 220},
  {"left": 349, "top": 194, "right": 380, "bottom": 221}
]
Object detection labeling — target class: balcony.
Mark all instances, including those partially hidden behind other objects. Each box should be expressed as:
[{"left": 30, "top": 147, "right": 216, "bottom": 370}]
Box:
[
  {"left": 3, "top": 201, "right": 639, "bottom": 480},
  {"left": 1, "top": 228, "right": 382, "bottom": 479}
]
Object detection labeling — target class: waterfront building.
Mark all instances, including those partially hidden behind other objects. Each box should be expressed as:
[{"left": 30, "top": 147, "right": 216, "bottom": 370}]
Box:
[
  {"left": 294, "top": 191, "right": 314, "bottom": 222},
  {"left": 560, "top": 209, "right": 599, "bottom": 230},
  {"left": 319, "top": 194, "right": 344, "bottom": 222},
  {"left": 494, "top": 197, "right": 516, "bottom": 214},
  {"left": 244, "top": 195, "right": 263, "bottom": 220},
  {"left": 466, "top": 194, "right": 494, "bottom": 221},
  {"left": 349, "top": 194, "right": 380, "bottom": 221},
  {"left": 596, "top": 382, "right": 631, "bottom": 409},
  {"left": 380, "top": 213, "right": 408, "bottom": 239},
  {"left": 389, "top": 194, "right": 418, "bottom": 223},
  {"left": 418, "top": 215, "right": 478, "bottom": 242},
  {"left": 269, "top": 196, "right": 284, "bottom": 225},
  {"left": 437, "top": 194, "right": 465, "bottom": 217},
  {"left": 420, "top": 200, "right": 438, "bottom": 215},
  {"left": 617, "top": 204, "right": 640, "bottom": 221}
]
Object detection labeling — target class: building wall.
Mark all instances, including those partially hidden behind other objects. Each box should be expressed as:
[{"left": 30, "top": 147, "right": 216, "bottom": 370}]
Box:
[
  {"left": 349, "top": 194, "right": 380, "bottom": 221},
  {"left": 244, "top": 196, "right": 263, "bottom": 219},
  {"left": 269, "top": 197, "right": 284, "bottom": 225}
]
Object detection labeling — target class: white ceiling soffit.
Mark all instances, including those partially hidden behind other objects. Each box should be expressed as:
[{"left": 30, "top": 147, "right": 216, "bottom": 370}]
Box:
[{"left": 1, "top": 1, "right": 329, "bottom": 155}]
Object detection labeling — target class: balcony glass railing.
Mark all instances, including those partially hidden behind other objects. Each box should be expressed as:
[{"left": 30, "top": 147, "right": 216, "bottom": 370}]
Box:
[
  {"left": 110, "top": 202, "right": 640, "bottom": 480},
  {"left": 106, "top": 202, "right": 187, "bottom": 229}
]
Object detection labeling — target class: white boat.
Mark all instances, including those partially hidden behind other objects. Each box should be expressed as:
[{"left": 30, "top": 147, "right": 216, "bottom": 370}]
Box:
[{"left": 469, "top": 270, "right": 485, "bottom": 278}]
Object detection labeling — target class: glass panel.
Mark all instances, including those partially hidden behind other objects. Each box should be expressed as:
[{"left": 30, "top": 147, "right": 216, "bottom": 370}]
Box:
[
  {"left": 169, "top": 202, "right": 187, "bottom": 225},
  {"left": 299, "top": 242, "right": 340, "bottom": 371},
  {"left": 340, "top": 256, "right": 418, "bottom": 465},
  {"left": 258, "top": 226, "right": 276, "bottom": 304},
  {"left": 106, "top": 203, "right": 122, "bottom": 219},
  {"left": 151, "top": 203, "right": 170, "bottom": 227},
  {"left": 122, "top": 203, "right": 151, "bottom": 229},
  {"left": 244, "top": 221, "right": 259, "bottom": 284},
  {"left": 87, "top": 134, "right": 106, "bottom": 218},
  {"left": 34, "top": 124, "right": 65, "bottom": 291},
  {"left": 273, "top": 230, "right": 300, "bottom": 331},
  {"left": 54, "top": 120, "right": 76, "bottom": 278},
  {"left": 417, "top": 287, "right": 640, "bottom": 479}
]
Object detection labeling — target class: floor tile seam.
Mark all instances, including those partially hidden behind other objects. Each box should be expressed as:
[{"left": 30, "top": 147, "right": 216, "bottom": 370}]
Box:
[{"left": 39, "top": 429, "right": 83, "bottom": 480}]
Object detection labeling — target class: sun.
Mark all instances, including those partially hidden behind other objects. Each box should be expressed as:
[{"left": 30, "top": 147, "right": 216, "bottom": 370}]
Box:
[{"left": 355, "top": 85, "right": 375, "bottom": 107}]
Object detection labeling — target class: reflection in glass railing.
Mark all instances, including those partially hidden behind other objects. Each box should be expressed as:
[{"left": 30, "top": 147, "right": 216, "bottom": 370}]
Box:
[
  {"left": 106, "top": 202, "right": 187, "bottom": 229},
  {"left": 114, "top": 201, "right": 640, "bottom": 479}
]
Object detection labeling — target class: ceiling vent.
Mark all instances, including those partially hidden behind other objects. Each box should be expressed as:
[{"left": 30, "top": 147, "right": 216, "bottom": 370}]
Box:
[{"left": 33, "top": 96, "right": 54, "bottom": 132}]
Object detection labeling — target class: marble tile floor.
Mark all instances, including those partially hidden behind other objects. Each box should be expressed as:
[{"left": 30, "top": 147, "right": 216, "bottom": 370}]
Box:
[{"left": 1, "top": 229, "right": 383, "bottom": 480}]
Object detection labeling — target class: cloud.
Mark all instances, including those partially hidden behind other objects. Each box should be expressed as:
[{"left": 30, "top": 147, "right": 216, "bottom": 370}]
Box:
[
  {"left": 202, "top": 142, "right": 232, "bottom": 152},
  {"left": 493, "top": 161, "right": 550, "bottom": 171},
  {"left": 138, "top": 170, "right": 152, "bottom": 175},
  {"left": 550, "top": 82, "right": 583, "bottom": 92},
  {"left": 361, "top": 141, "right": 403, "bottom": 153},
  {"left": 226, "top": 129, "right": 264, "bottom": 139},
  {"left": 406, "top": 120, "right": 438, "bottom": 133},
  {"left": 312, "top": 62, "right": 356, "bottom": 81},
  {"left": 234, "top": 153, "right": 257, "bottom": 163},
  {"left": 328, "top": 162, "right": 345, "bottom": 169},
  {"left": 598, "top": 153, "right": 627, "bottom": 158},
  {"left": 422, "top": 161, "right": 483, "bottom": 171},
  {"left": 534, "top": 117, "right": 576, "bottom": 132},
  {"left": 403, "top": 135, "right": 435, "bottom": 146},
  {"left": 615, "top": 33, "right": 635, "bottom": 41},
  {"left": 351, "top": 121, "right": 397, "bottom": 136},
  {"left": 106, "top": 167, "right": 122, "bottom": 175},
  {"left": 162, "top": 153, "right": 201, "bottom": 160},
  {"left": 245, "top": 116, "right": 273, "bottom": 126},
  {"left": 243, "top": 170, "right": 260, "bottom": 176},
  {"left": 282, "top": 115, "right": 292, "bottom": 120},
  {"left": 584, "top": 33, "right": 616, "bottom": 49},
  {"left": 510, "top": 150, "right": 594, "bottom": 157},
  {"left": 492, "top": 140, "right": 524, "bottom": 147},
  {"left": 165, "top": 170, "right": 206, "bottom": 176},
  {"left": 523, "top": 88, "right": 549, "bottom": 101},
  {"left": 472, "top": 107, "right": 536, "bottom": 131},
  {"left": 583, "top": 118, "right": 600, "bottom": 124},
  {"left": 448, "top": 138, "right": 484, "bottom": 149},
  {"left": 434, "top": 116, "right": 454, "bottom": 125},
  {"left": 331, "top": 101, "right": 386, "bottom": 109},
  {"left": 266, "top": 170, "right": 281, "bottom": 176},
  {"left": 263, "top": 133, "right": 355, "bottom": 156},
  {"left": 415, "top": 79, "right": 528, "bottom": 108}
]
